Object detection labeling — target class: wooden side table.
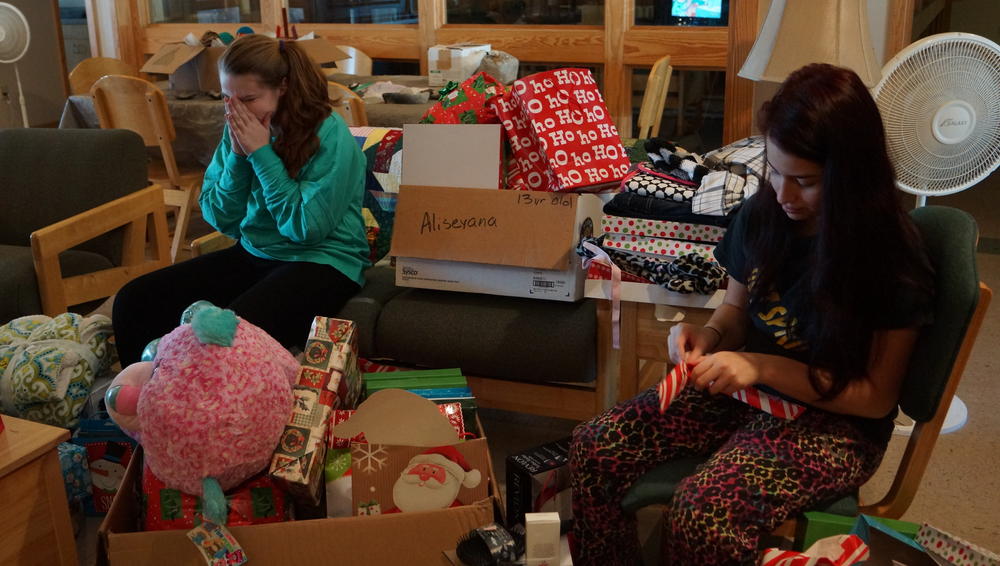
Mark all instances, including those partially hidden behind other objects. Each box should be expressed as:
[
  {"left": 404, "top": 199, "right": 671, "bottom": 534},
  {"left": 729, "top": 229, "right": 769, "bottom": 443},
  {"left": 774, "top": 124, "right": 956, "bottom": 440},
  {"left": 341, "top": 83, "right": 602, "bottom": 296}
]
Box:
[{"left": 0, "top": 415, "right": 79, "bottom": 566}]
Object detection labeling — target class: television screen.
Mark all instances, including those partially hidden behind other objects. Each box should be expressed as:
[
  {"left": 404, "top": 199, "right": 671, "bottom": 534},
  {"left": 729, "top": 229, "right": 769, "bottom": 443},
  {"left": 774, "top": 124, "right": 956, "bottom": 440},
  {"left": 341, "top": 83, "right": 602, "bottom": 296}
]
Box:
[
  {"left": 665, "top": 0, "right": 728, "bottom": 26},
  {"left": 671, "top": 0, "right": 724, "bottom": 19}
]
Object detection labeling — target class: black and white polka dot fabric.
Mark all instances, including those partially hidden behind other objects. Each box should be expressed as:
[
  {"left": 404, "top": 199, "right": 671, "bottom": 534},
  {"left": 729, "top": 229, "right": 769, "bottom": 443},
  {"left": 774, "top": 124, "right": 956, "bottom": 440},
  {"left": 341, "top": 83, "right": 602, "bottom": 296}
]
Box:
[{"left": 622, "top": 162, "right": 699, "bottom": 202}]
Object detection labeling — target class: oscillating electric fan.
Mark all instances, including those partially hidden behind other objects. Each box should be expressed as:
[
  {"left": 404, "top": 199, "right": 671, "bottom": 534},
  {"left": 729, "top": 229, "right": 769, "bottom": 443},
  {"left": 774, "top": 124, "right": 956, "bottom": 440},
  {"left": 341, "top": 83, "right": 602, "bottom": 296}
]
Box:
[
  {"left": 873, "top": 32, "right": 1000, "bottom": 435},
  {"left": 0, "top": 2, "right": 30, "bottom": 128},
  {"left": 873, "top": 32, "right": 1000, "bottom": 207}
]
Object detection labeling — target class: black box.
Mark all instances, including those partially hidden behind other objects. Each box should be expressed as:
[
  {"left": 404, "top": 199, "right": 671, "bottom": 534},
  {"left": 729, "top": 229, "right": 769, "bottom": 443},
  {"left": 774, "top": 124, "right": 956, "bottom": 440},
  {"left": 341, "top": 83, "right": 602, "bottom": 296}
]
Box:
[{"left": 505, "top": 437, "right": 572, "bottom": 531}]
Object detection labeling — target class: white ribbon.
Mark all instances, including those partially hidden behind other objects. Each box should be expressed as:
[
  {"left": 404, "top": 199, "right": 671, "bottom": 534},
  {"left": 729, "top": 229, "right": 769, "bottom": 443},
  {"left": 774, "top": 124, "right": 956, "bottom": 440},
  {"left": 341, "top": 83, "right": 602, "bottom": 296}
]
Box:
[{"left": 581, "top": 241, "right": 621, "bottom": 349}]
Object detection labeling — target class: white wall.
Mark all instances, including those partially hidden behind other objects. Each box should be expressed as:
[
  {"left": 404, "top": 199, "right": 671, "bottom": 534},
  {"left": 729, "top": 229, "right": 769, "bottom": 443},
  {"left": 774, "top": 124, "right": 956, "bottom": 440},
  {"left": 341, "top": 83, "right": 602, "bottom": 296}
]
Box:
[{"left": 0, "top": 0, "right": 67, "bottom": 127}]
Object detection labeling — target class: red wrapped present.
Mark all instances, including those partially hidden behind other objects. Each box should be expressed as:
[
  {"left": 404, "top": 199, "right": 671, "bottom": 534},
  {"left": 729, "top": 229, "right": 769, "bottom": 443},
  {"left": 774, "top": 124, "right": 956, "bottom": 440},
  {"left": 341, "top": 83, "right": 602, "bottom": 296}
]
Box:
[
  {"left": 492, "top": 68, "right": 630, "bottom": 192},
  {"left": 142, "top": 464, "right": 290, "bottom": 531},
  {"left": 420, "top": 72, "right": 506, "bottom": 124}
]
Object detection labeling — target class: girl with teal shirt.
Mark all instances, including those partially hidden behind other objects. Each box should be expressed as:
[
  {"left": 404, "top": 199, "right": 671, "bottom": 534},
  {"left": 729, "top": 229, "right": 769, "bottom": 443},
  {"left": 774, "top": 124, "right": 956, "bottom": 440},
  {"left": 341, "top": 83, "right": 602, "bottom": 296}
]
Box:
[{"left": 113, "top": 34, "right": 369, "bottom": 365}]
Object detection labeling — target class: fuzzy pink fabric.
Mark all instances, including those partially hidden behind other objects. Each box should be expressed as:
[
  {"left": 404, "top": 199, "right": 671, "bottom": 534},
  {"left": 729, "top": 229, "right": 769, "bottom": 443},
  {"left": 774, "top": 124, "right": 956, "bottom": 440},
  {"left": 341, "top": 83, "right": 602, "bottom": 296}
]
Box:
[{"left": 139, "top": 319, "right": 299, "bottom": 495}]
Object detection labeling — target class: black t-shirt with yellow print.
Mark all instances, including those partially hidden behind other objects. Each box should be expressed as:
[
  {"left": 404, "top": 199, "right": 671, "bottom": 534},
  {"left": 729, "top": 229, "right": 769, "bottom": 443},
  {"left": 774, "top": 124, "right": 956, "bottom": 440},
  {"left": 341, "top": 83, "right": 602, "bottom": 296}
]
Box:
[
  {"left": 714, "top": 199, "right": 817, "bottom": 366},
  {"left": 713, "top": 195, "right": 933, "bottom": 436}
]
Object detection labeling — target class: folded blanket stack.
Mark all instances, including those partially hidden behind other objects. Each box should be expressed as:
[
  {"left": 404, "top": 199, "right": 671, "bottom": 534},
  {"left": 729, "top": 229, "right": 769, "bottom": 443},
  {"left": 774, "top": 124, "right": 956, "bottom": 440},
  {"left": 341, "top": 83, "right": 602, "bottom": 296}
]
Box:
[{"left": 0, "top": 313, "right": 115, "bottom": 428}]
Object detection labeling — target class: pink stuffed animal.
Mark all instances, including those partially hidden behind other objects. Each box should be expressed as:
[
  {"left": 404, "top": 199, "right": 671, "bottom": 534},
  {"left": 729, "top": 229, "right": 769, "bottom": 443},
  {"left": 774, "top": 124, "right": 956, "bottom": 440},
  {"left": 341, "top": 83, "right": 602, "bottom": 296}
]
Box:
[{"left": 106, "top": 301, "right": 298, "bottom": 522}]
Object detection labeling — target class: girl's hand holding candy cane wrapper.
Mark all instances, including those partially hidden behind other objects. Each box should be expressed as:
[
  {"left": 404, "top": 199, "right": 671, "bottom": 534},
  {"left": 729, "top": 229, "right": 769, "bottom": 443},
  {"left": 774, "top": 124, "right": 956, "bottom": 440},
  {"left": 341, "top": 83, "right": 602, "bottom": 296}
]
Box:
[{"left": 658, "top": 360, "right": 806, "bottom": 420}]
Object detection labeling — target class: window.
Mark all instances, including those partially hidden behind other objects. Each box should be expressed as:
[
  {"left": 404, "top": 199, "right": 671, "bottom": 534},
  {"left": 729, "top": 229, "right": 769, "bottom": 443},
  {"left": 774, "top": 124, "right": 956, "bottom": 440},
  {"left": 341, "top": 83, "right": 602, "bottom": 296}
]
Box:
[
  {"left": 631, "top": 68, "right": 724, "bottom": 151},
  {"left": 147, "top": 1, "right": 261, "bottom": 24},
  {"left": 447, "top": 0, "right": 604, "bottom": 25},
  {"left": 287, "top": 0, "right": 418, "bottom": 24}
]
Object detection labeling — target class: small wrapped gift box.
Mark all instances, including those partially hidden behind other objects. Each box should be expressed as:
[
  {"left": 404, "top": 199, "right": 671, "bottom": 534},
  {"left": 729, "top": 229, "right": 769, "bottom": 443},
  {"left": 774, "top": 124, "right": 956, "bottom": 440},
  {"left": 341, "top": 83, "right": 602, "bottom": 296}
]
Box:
[
  {"left": 916, "top": 524, "right": 1000, "bottom": 566},
  {"left": 420, "top": 72, "right": 506, "bottom": 124},
  {"left": 269, "top": 317, "right": 362, "bottom": 506},
  {"left": 143, "top": 463, "right": 290, "bottom": 531}
]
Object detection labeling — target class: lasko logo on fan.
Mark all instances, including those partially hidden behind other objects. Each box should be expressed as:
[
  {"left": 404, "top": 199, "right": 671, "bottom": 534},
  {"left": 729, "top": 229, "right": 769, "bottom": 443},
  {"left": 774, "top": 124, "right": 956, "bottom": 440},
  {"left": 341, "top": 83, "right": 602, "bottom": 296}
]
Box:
[{"left": 939, "top": 118, "right": 969, "bottom": 127}]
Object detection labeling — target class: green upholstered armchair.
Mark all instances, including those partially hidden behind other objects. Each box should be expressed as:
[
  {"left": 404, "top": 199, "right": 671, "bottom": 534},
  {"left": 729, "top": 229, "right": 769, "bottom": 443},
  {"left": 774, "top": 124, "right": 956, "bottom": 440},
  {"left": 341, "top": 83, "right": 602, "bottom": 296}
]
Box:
[
  {"left": 0, "top": 128, "right": 171, "bottom": 322},
  {"left": 621, "top": 206, "right": 992, "bottom": 536}
]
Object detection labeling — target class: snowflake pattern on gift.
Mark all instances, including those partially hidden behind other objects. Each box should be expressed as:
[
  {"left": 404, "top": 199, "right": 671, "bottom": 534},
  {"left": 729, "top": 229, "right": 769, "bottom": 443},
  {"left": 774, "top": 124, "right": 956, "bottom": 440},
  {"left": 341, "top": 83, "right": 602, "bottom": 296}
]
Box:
[{"left": 352, "top": 443, "right": 389, "bottom": 473}]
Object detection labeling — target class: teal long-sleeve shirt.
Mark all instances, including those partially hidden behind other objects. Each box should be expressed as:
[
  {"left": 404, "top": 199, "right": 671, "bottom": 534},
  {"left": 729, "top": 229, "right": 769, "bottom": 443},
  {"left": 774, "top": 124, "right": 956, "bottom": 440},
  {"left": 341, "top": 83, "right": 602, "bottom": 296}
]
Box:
[{"left": 200, "top": 114, "right": 370, "bottom": 286}]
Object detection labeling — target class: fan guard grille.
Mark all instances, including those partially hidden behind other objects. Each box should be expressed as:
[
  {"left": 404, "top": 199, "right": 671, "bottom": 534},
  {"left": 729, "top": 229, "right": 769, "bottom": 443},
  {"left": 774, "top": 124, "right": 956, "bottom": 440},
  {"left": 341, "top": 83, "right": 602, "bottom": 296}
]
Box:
[
  {"left": 0, "top": 3, "right": 30, "bottom": 64},
  {"left": 875, "top": 34, "right": 1000, "bottom": 196}
]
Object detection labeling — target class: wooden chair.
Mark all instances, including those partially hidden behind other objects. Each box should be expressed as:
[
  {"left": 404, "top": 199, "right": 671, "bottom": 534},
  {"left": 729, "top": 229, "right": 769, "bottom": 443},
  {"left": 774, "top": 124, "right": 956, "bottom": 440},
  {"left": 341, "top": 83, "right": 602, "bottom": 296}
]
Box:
[
  {"left": 637, "top": 55, "right": 673, "bottom": 140},
  {"left": 334, "top": 45, "right": 373, "bottom": 76},
  {"left": 327, "top": 81, "right": 369, "bottom": 127},
  {"left": 90, "top": 75, "right": 201, "bottom": 263},
  {"left": 620, "top": 206, "right": 992, "bottom": 551},
  {"left": 68, "top": 57, "right": 138, "bottom": 95}
]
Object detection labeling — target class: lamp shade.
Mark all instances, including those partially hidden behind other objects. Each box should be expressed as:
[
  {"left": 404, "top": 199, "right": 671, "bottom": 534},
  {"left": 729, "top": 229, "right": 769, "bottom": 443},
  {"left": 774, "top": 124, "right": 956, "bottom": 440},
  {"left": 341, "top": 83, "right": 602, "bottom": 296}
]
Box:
[{"left": 738, "top": 0, "right": 881, "bottom": 87}]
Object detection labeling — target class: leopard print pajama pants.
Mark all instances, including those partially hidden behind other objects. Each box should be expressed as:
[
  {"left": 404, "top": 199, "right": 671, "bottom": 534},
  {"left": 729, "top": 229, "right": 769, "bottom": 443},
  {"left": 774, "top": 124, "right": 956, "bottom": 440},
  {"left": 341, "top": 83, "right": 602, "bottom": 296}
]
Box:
[{"left": 570, "top": 385, "right": 890, "bottom": 565}]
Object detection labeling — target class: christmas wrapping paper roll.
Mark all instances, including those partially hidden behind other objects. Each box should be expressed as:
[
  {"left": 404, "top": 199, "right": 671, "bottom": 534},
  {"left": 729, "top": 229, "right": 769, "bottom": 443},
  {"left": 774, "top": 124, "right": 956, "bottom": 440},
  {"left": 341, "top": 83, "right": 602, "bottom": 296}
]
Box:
[
  {"left": 57, "top": 441, "right": 92, "bottom": 505},
  {"left": 657, "top": 362, "right": 689, "bottom": 413},
  {"left": 269, "top": 317, "right": 362, "bottom": 505},
  {"left": 601, "top": 214, "right": 726, "bottom": 243},
  {"left": 585, "top": 260, "right": 653, "bottom": 284},
  {"left": 603, "top": 233, "right": 717, "bottom": 262},
  {"left": 656, "top": 362, "right": 806, "bottom": 420}
]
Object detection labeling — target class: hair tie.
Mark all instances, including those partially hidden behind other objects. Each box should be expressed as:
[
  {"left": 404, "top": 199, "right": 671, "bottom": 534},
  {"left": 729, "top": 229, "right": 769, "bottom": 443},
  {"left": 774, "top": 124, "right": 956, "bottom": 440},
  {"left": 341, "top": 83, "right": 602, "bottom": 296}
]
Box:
[{"left": 278, "top": 39, "right": 286, "bottom": 53}]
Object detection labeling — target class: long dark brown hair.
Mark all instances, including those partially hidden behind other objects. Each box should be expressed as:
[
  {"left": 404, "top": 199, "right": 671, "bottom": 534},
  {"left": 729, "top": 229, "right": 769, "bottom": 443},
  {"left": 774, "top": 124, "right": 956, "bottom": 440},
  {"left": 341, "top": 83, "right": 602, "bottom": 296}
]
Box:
[
  {"left": 747, "top": 63, "right": 933, "bottom": 400},
  {"left": 219, "top": 34, "right": 331, "bottom": 177}
]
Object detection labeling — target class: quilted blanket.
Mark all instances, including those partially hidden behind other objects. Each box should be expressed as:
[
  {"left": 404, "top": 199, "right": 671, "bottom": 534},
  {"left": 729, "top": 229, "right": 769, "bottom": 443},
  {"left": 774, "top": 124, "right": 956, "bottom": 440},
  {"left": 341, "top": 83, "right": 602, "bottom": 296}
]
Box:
[{"left": 0, "top": 313, "right": 114, "bottom": 428}]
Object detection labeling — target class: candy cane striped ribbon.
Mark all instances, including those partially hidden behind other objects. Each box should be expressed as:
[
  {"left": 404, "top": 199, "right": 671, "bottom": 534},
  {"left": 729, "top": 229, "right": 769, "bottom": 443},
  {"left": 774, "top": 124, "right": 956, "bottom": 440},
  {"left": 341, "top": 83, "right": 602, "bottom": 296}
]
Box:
[
  {"left": 656, "top": 362, "right": 807, "bottom": 420},
  {"left": 731, "top": 387, "right": 806, "bottom": 420}
]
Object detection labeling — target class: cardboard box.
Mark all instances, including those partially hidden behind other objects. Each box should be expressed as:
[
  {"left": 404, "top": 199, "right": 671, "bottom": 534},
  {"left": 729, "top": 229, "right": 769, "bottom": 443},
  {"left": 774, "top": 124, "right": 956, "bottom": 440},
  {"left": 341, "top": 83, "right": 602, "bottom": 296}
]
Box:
[
  {"left": 142, "top": 38, "right": 348, "bottom": 95},
  {"left": 390, "top": 186, "right": 603, "bottom": 301},
  {"left": 525, "top": 512, "right": 562, "bottom": 566},
  {"left": 428, "top": 43, "right": 491, "bottom": 87},
  {"left": 401, "top": 124, "right": 504, "bottom": 190},
  {"left": 98, "top": 449, "right": 499, "bottom": 566}
]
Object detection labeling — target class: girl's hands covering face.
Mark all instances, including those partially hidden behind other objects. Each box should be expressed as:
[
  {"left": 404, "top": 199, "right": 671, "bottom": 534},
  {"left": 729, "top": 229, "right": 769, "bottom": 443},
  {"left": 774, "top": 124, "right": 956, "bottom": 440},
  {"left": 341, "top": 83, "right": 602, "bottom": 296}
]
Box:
[
  {"left": 224, "top": 97, "right": 246, "bottom": 156},
  {"left": 225, "top": 96, "right": 272, "bottom": 156}
]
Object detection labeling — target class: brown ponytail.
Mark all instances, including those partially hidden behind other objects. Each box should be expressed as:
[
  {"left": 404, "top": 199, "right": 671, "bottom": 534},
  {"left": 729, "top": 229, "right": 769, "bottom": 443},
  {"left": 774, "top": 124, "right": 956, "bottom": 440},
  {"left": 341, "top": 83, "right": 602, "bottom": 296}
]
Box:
[{"left": 219, "top": 35, "right": 332, "bottom": 177}]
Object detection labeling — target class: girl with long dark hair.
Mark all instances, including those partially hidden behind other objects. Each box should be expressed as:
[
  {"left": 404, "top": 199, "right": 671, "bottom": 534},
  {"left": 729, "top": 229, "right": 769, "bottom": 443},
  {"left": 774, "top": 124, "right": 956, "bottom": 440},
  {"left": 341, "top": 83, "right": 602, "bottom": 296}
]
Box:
[
  {"left": 113, "top": 35, "right": 369, "bottom": 365},
  {"left": 570, "top": 63, "right": 934, "bottom": 565}
]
